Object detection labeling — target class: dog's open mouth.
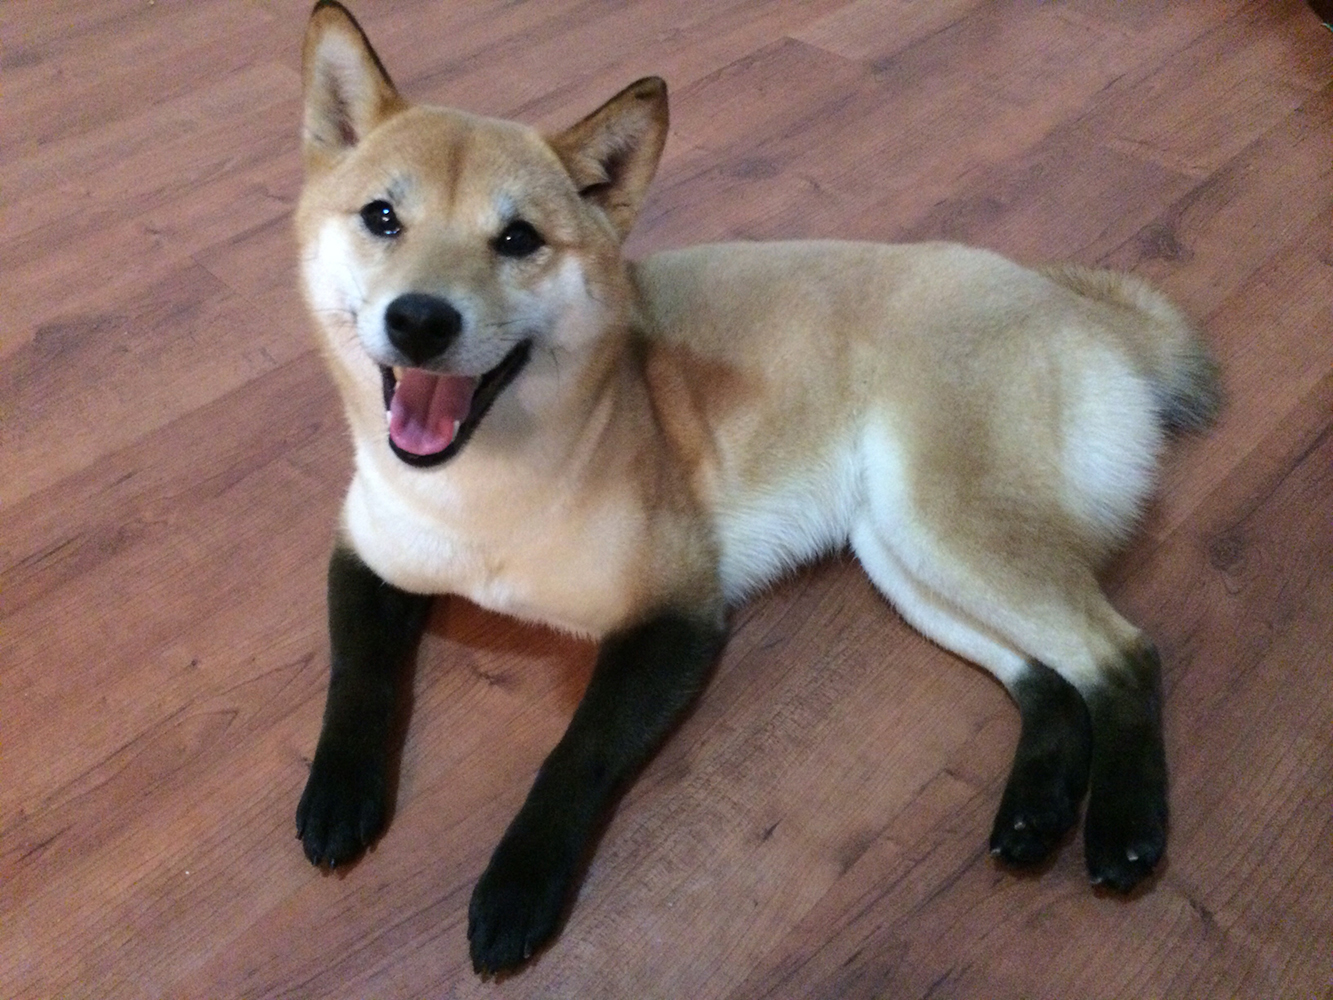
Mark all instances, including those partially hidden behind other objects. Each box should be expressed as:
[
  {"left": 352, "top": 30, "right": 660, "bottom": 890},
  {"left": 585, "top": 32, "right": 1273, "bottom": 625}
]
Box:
[{"left": 380, "top": 340, "right": 532, "bottom": 467}]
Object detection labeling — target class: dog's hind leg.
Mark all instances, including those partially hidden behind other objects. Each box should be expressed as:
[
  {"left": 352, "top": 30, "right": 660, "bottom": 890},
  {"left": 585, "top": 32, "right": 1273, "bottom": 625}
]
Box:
[
  {"left": 850, "top": 441, "right": 1167, "bottom": 889},
  {"left": 941, "top": 557, "right": 1166, "bottom": 891},
  {"left": 850, "top": 524, "right": 1094, "bottom": 868}
]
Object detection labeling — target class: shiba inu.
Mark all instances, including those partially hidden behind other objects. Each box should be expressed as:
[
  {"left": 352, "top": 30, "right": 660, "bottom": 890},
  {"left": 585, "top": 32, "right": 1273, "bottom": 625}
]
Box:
[{"left": 293, "top": 1, "right": 1221, "bottom": 976}]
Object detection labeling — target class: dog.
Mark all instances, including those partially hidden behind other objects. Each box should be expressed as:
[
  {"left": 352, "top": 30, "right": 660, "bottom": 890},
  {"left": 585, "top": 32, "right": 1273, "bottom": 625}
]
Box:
[{"left": 293, "top": 0, "right": 1221, "bottom": 975}]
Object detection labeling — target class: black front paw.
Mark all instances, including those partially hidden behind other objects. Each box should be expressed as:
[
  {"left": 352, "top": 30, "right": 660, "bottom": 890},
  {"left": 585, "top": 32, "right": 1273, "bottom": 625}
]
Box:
[
  {"left": 296, "top": 746, "right": 388, "bottom": 868},
  {"left": 468, "top": 825, "right": 578, "bottom": 975}
]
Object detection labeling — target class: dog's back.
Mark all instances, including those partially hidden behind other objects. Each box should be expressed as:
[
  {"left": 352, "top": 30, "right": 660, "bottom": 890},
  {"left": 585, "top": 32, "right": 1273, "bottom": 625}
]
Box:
[{"left": 637, "top": 242, "right": 1220, "bottom": 590}]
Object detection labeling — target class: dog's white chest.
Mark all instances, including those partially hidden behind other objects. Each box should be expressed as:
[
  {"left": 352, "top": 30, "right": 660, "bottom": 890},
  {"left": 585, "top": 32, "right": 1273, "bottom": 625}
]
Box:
[
  {"left": 343, "top": 471, "right": 509, "bottom": 604},
  {"left": 341, "top": 456, "right": 636, "bottom": 637}
]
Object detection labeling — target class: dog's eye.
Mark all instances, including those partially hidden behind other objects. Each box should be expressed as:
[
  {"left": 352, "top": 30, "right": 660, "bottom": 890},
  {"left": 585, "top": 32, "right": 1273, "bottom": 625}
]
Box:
[
  {"left": 360, "top": 200, "right": 402, "bottom": 238},
  {"left": 493, "top": 219, "right": 545, "bottom": 258}
]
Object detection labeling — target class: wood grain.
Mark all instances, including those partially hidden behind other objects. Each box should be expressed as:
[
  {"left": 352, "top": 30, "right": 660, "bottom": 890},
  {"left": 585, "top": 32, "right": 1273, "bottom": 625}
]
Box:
[{"left": 2, "top": 1, "right": 1330, "bottom": 997}]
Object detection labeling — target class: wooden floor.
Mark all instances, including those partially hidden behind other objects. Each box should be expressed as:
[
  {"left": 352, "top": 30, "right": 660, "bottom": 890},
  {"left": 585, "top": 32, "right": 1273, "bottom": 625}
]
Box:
[{"left": 3, "top": 2, "right": 1331, "bottom": 997}]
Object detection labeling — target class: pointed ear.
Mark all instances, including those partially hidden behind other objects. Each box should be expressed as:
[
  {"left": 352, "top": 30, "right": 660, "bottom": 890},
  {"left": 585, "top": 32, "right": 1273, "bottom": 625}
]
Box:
[
  {"left": 301, "top": 1, "right": 404, "bottom": 171},
  {"left": 548, "top": 77, "right": 669, "bottom": 241}
]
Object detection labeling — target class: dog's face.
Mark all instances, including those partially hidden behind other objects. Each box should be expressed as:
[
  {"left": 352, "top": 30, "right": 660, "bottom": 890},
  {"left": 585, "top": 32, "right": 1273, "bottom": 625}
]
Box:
[
  {"left": 300, "top": 106, "right": 608, "bottom": 466},
  {"left": 297, "top": 3, "right": 667, "bottom": 467}
]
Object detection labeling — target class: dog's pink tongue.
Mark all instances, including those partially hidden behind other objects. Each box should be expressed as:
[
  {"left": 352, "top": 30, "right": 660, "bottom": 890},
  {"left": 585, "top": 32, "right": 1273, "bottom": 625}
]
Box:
[{"left": 388, "top": 369, "right": 477, "bottom": 456}]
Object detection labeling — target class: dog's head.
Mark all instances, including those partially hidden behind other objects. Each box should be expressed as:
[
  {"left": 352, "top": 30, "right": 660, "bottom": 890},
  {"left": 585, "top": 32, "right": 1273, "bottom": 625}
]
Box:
[{"left": 296, "top": 1, "right": 668, "bottom": 467}]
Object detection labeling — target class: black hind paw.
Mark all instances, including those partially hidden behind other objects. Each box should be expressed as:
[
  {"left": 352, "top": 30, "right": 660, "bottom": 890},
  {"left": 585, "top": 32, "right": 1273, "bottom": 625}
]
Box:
[
  {"left": 991, "top": 661, "right": 1092, "bottom": 867},
  {"left": 1084, "top": 782, "right": 1167, "bottom": 891},
  {"left": 1083, "top": 644, "right": 1168, "bottom": 892},
  {"left": 990, "top": 780, "right": 1082, "bottom": 867}
]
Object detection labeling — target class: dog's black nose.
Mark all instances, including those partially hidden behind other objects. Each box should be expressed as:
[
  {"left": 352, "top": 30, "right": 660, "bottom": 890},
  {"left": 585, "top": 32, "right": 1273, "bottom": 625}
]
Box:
[{"left": 384, "top": 293, "right": 463, "bottom": 366}]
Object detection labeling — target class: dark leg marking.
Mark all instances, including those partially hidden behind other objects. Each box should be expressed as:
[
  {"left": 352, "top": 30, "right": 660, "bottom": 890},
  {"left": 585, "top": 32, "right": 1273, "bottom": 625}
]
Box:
[
  {"left": 296, "top": 546, "right": 432, "bottom": 867},
  {"left": 1084, "top": 643, "right": 1168, "bottom": 892},
  {"left": 990, "top": 660, "right": 1093, "bottom": 867},
  {"left": 468, "top": 609, "right": 727, "bottom": 976}
]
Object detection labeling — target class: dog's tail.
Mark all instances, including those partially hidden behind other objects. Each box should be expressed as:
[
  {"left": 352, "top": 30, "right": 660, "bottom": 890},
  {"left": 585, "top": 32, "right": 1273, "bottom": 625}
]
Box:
[{"left": 1041, "top": 263, "right": 1223, "bottom": 435}]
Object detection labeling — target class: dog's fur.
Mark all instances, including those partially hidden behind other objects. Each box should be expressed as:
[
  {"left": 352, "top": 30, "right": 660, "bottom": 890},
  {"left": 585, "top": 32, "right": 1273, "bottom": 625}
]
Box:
[{"left": 293, "top": 1, "right": 1221, "bottom": 975}]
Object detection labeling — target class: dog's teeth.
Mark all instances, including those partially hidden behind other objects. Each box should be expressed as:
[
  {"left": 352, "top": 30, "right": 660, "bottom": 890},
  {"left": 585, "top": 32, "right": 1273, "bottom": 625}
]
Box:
[{"left": 452, "top": 420, "right": 462, "bottom": 438}]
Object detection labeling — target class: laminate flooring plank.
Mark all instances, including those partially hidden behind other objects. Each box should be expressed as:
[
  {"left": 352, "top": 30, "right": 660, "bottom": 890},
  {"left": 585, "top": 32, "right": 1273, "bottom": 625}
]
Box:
[
  {"left": 0, "top": 353, "right": 342, "bottom": 837},
  {"left": 502, "top": 0, "right": 854, "bottom": 131},
  {"left": 1088, "top": 0, "right": 1330, "bottom": 179},
  {"left": 0, "top": 0, "right": 184, "bottom": 76},
  {"left": 893, "top": 5, "right": 1332, "bottom": 253},
  {"left": 4, "top": 1, "right": 284, "bottom": 158},
  {"left": 1, "top": 373, "right": 589, "bottom": 998},
  {"left": 167, "top": 562, "right": 1006, "bottom": 1000},
  {"left": 1103, "top": 86, "right": 1333, "bottom": 319},
  {"left": 1, "top": 353, "right": 542, "bottom": 998},
  {"left": 0, "top": 58, "right": 314, "bottom": 499},
  {"left": 793, "top": 0, "right": 991, "bottom": 62},
  {"left": 318, "top": 0, "right": 851, "bottom": 132},
  {"left": 1, "top": 59, "right": 301, "bottom": 321},
  {"left": 0, "top": 273, "right": 309, "bottom": 509},
  {"left": 643, "top": 2, "right": 1224, "bottom": 249},
  {"left": 1106, "top": 373, "right": 1333, "bottom": 997},
  {"left": 902, "top": 84, "right": 1331, "bottom": 300}
]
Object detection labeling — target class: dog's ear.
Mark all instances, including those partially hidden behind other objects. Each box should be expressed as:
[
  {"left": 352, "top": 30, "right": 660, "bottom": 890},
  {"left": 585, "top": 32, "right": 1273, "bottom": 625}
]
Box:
[
  {"left": 548, "top": 77, "right": 669, "bottom": 241},
  {"left": 301, "top": 1, "right": 404, "bottom": 171}
]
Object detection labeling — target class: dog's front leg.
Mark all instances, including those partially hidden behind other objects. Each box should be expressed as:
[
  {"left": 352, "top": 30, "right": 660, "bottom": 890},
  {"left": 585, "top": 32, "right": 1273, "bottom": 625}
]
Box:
[
  {"left": 468, "top": 608, "right": 727, "bottom": 975},
  {"left": 297, "top": 545, "right": 433, "bottom": 867}
]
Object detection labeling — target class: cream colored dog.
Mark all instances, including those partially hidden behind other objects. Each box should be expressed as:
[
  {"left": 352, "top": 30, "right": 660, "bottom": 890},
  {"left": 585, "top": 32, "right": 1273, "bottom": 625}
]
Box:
[{"left": 294, "top": 1, "right": 1220, "bottom": 975}]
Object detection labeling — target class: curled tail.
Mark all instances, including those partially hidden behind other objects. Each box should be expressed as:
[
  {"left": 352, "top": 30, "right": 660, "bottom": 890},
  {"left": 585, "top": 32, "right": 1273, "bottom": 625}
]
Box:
[{"left": 1041, "top": 264, "right": 1223, "bottom": 434}]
